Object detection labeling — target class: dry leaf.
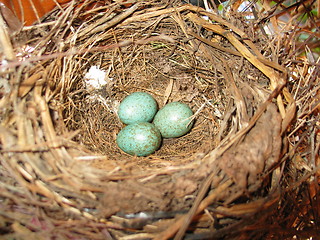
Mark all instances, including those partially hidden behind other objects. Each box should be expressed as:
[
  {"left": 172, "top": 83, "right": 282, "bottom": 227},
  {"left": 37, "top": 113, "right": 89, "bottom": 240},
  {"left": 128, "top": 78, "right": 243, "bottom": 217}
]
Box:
[
  {"left": 163, "top": 78, "right": 174, "bottom": 106},
  {"left": 218, "top": 104, "right": 282, "bottom": 190}
]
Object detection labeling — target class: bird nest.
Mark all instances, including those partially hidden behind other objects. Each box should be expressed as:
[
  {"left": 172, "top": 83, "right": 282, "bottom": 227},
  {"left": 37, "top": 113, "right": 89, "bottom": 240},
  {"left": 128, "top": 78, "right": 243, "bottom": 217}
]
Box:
[{"left": 1, "top": 0, "right": 315, "bottom": 239}]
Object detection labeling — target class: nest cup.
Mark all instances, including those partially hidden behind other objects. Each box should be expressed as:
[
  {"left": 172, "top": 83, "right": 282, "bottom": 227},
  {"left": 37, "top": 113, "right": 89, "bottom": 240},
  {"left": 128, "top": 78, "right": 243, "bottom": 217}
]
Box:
[
  {"left": 50, "top": 4, "right": 235, "bottom": 170},
  {"left": 0, "top": 1, "right": 293, "bottom": 239}
]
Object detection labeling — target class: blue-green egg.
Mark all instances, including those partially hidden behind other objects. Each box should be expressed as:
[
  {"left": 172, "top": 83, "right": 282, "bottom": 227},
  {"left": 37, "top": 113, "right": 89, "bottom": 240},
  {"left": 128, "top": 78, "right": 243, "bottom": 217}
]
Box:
[
  {"left": 118, "top": 92, "right": 158, "bottom": 125},
  {"left": 153, "top": 102, "right": 194, "bottom": 138},
  {"left": 116, "top": 122, "right": 162, "bottom": 156}
]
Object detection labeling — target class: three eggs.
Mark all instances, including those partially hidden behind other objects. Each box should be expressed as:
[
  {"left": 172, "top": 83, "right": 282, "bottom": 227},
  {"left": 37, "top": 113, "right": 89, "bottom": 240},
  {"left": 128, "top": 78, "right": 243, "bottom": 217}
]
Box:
[{"left": 116, "top": 92, "right": 194, "bottom": 156}]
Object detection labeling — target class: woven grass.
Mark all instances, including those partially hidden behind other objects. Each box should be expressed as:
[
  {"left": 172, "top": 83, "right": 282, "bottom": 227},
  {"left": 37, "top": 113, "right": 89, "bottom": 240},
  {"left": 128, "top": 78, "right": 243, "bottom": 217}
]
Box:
[{"left": 0, "top": 0, "right": 319, "bottom": 239}]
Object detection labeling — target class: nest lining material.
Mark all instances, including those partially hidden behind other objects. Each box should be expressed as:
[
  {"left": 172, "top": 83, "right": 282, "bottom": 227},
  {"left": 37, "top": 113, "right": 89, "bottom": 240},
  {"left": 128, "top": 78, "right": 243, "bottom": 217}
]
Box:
[{"left": 0, "top": 1, "right": 297, "bottom": 239}]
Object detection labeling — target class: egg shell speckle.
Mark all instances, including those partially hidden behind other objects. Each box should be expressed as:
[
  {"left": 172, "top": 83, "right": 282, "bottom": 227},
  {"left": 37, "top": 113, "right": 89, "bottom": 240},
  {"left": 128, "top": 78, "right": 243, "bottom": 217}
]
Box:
[
  {"left": 153, "top": 102, "right": 194, "bottom": 138},
  {"left": 116, "top": 122, "right": 162, "bottom": 157},
  {"left": 118, "top": 92, "right": 158, "bottom": 125}
]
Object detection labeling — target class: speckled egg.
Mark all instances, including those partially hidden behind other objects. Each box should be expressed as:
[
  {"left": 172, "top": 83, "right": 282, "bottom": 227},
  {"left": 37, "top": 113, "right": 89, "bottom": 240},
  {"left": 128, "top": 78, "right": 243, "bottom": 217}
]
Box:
[
  {"left": 116, "top": 122, "right": 162, "bottom": 156},
  {"left": 118, "top": 92, "right": 158, "bottom": 125},
  {"left": 153, "top": 102, "right": 194, "bottom": 138}
]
